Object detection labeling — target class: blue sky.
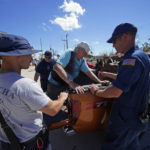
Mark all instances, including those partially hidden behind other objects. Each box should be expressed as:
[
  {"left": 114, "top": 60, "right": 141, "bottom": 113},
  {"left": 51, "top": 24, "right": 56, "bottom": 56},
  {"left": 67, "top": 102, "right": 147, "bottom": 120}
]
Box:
[{"left": 0, "top": 0, "right": 150, "bottom": 56}]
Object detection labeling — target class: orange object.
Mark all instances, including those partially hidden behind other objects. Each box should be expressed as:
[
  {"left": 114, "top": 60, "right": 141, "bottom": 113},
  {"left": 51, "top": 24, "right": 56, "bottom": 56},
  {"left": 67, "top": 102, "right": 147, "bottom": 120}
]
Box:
[
  {"left": 48, "top": 85, "right": 113, "bottom": 133},
  {"left": 48, "top": 120, "right": 69, "bottom": 130},
  {"left": 68, "top": 92, "right": 113, "bottom": 133}
]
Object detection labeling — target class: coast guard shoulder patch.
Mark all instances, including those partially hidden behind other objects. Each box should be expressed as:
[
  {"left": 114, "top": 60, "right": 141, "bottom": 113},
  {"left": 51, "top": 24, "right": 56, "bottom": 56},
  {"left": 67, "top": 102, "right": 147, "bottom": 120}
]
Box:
[{"left": 122, "top": 59, "right": 136, "bottom": 66}]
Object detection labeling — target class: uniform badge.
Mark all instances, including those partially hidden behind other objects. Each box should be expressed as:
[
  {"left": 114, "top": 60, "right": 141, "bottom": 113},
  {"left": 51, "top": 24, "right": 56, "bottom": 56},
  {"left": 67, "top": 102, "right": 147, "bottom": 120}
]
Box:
[{"left": 122, "top": 59, "right": 136, "bottom": 66}]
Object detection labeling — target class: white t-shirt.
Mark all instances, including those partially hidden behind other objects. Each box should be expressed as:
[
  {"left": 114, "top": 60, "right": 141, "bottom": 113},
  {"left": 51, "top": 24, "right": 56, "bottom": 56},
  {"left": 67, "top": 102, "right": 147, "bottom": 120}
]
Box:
[{"left": 0, "top": 72, "right": 50, "bottom": 143}]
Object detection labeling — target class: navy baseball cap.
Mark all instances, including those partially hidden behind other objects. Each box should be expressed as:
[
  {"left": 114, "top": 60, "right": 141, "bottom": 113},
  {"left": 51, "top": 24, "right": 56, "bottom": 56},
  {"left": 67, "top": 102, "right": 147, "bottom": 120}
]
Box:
[
  {"left": 0, "top": 34, "right": 41, "bottom": 56},
  {"left": 44, "top": 51, "right": 52, "bottom": 57},
  {"left": 107, "top": 23, "right": 137, "bottom": 43}
]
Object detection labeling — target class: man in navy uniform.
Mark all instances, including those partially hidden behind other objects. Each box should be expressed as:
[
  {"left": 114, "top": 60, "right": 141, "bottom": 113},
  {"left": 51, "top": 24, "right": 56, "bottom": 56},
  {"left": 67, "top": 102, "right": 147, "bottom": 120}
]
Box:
[
  {"left": 89, "top": 23, "right": 150, "bottom": 150},
  {"left": 34, "top": 51, "right": 56, "bottom": 92}
]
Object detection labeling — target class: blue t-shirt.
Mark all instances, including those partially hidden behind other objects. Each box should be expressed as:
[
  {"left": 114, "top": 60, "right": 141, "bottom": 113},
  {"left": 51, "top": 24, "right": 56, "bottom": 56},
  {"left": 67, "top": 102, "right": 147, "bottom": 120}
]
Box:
[
  {"left": 36, "top": 59, "right": 56, "bottom": 80},
  {"left": 111, "top": 46, "right": 150, "bottom": 125},
  {"left": 48, "top": 51, "right": 90, "bottom": 85}
]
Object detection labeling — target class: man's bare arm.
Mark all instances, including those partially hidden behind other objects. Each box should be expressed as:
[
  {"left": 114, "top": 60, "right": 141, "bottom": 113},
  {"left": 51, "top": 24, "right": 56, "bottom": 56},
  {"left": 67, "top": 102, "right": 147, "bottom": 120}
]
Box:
[
  {"left": 85, "top": 71, "right": 109, "bottom": 85},
  {"left": 39, "top": 92, "right": 68, "bottom": 116},
  {"left": 53, "top": 63, "right": 71, "bottom": 84},
  {"left": 34, "top": 72, "right": 40, "bottom": 81},
  {"left": 89, "top": 84, "right": 122, "bottom": 98},
  {"left": 99, "top": 72, "right": 117, "bottom": 80},
  {"left": 53, "top": 63, "right": 85, "bottom": 93}
]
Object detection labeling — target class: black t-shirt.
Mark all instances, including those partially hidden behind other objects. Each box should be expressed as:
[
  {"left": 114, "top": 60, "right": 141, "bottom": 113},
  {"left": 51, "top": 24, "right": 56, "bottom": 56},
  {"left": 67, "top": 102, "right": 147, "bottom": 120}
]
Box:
[{"left": 36, "top": 59, "right": 56, "bottom": 80}]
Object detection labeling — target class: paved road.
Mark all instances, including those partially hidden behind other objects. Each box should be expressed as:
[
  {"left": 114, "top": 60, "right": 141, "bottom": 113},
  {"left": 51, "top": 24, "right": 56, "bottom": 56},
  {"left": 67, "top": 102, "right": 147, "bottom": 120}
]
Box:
[
  {"left": 50, "top": 128, "right": 105, "bottom": 150},
  {"left": 49, "top": 123, "right": 150, "bottom": 150},
  {"left": 22, "top": 66, "right": 150, "bottom": 150}
]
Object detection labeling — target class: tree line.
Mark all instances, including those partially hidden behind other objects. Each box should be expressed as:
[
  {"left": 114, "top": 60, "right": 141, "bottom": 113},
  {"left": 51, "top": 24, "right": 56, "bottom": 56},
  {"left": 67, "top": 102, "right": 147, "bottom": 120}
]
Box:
[{"left": 142, "top": 38, "right": 150, "bottom": 52}]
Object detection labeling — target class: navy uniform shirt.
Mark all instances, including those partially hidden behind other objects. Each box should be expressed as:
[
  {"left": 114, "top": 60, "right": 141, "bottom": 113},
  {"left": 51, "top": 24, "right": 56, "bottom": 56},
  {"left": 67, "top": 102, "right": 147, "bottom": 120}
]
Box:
[
  {"left": 111, "top": 46, "right": 150, "bottom": 127},
  {"left": 36, "top": 59, "right": 56, "bottom": 81}
]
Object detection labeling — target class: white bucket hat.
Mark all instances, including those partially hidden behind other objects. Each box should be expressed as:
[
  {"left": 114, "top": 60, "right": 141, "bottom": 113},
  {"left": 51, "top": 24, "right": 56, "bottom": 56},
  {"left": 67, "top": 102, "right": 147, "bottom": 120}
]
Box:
[{"left": 0, "top": 34, "right": 41, "bottom": 56}]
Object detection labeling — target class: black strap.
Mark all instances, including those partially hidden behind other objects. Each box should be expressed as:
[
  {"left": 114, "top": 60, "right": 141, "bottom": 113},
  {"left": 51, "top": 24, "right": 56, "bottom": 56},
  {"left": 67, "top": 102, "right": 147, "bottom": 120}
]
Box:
[
  {"left": 51, "top": 51, "right": 75, "bottom": 85},
  {"left": 0, "top": 111, "right": 23, "bottom": 150}
]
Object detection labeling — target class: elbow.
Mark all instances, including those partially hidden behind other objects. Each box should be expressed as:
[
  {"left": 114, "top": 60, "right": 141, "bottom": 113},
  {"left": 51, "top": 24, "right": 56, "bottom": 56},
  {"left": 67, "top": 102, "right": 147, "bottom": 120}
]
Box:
[
  {"left": 53, "top": 64, "right": 57, "bottom": 71},
  {"left": 113, "top": 94, "right": 120, "bottom": 98},
  {"left": 113, "top": 91, "right": 122, "bottom": 98},
  {"left": 53, "top": 63, "right": 59, "bottom": 72},
  {"left": 50, "top": 109, "right": 58, "bottom": 117},
  {"left": 111, "top": 86, "right": 123, "bottom": 98}
]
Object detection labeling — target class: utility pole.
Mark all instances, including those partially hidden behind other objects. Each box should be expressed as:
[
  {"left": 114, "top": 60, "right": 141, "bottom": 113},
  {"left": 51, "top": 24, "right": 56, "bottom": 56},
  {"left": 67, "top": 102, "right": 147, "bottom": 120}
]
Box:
[
  {"left": 40, "top": 38, "right": 43, "bottom": 51},
  {"left": 62, "top": 39, "right": 66, "bottom": 51},
  {"left": 50, "top": 47, "right": 54, "bottom": 56},
  {"left": 39, "top": 38, "right": 44, "bottom": 59},
  {"left": 66, "top": 33, "right": 68, "bottom": 49},
  {"left": 62, "top": 33, "right": 68, "bottom": 50}
]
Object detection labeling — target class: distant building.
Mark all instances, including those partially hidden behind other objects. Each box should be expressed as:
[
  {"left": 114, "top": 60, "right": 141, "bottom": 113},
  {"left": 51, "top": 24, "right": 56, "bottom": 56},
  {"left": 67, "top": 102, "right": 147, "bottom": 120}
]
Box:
[{"left": 0, "top": 31, "right": 7, "bottom": 35}]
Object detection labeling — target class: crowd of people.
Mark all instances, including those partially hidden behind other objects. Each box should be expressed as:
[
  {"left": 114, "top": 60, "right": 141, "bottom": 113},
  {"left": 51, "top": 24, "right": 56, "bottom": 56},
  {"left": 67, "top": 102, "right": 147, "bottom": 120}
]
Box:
[{"left": 0, "top": 22, "right": 150, "bottom": 150}]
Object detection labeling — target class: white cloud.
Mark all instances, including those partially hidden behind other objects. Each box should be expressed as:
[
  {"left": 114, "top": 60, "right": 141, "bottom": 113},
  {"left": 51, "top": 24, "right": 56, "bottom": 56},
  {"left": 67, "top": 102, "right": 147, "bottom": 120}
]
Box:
[
  {"left": 42, "top": 22, "right": 51, "bottom": 31},
  {"left": 135, "top": 38, "right": 140, "bottom": 44},
  {"left": 60, "top": 0, "right": 85, "bottom": 15},
  {"left": 93, "top": 41, "right": 100, "bottom": 45},
  {"left": 73, "top": 38, "right": 79, "bottom": 43},
  {"left": 50, "top": 0, "right": 85, "bottom": 31},
  {"left": 50, "top": 13, "right": 81, "bottom": 31}
]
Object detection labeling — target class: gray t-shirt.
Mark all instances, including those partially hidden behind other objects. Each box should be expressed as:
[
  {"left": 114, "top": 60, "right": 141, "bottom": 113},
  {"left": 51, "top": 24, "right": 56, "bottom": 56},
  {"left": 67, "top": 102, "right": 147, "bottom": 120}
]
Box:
[{"left": 0, "top": 72, "right": 50, "bottom": 143}]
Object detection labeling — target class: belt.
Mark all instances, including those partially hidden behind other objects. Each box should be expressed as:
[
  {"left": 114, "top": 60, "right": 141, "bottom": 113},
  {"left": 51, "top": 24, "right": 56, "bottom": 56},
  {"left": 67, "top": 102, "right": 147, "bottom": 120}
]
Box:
[
  {"left": 22, "top": 128, "right": 47, "bottom": 145},
  {"left": 0, "top": 128, "right": 48, "bottom": 149},
  {"left": 0, "top": 136, "right": 38, "bottom": 146},
  {"left": 22, "top": 133, "right": 39, "bottom": 145}
]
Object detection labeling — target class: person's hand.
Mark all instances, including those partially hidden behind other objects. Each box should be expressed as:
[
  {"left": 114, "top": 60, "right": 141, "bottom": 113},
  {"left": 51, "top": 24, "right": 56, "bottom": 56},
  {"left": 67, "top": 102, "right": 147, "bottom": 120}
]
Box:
[
  {"left": 74, "top": 85, "right": 85, "bottom": 94},
  {"left": 59, "top": 91, "right": 69, "bottom": 101},
  {"left": 89, "top": 84, "right": 99, "bottom": 95},
  {"left": 69, "top": 81, "right": 85, "bottom": 94},
  {"left": 100, "top": 80, "right": 110, "bottom": 86}
]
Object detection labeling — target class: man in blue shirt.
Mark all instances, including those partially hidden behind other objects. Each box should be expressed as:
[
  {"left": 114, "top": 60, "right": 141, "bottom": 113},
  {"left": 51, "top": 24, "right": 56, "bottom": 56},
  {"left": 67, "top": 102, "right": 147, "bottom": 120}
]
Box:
[
  {"left": 44, "top": 42, "right": 109, "bottom": 127},
  {"left": 34, "top": 51, "right": 56, "bottom": 92},
  {"left": 47, "top": 41, "right": 108, "bottom": 99},
  {"left": 89, "top": 23, "right": 150, "bottom": 150}
]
